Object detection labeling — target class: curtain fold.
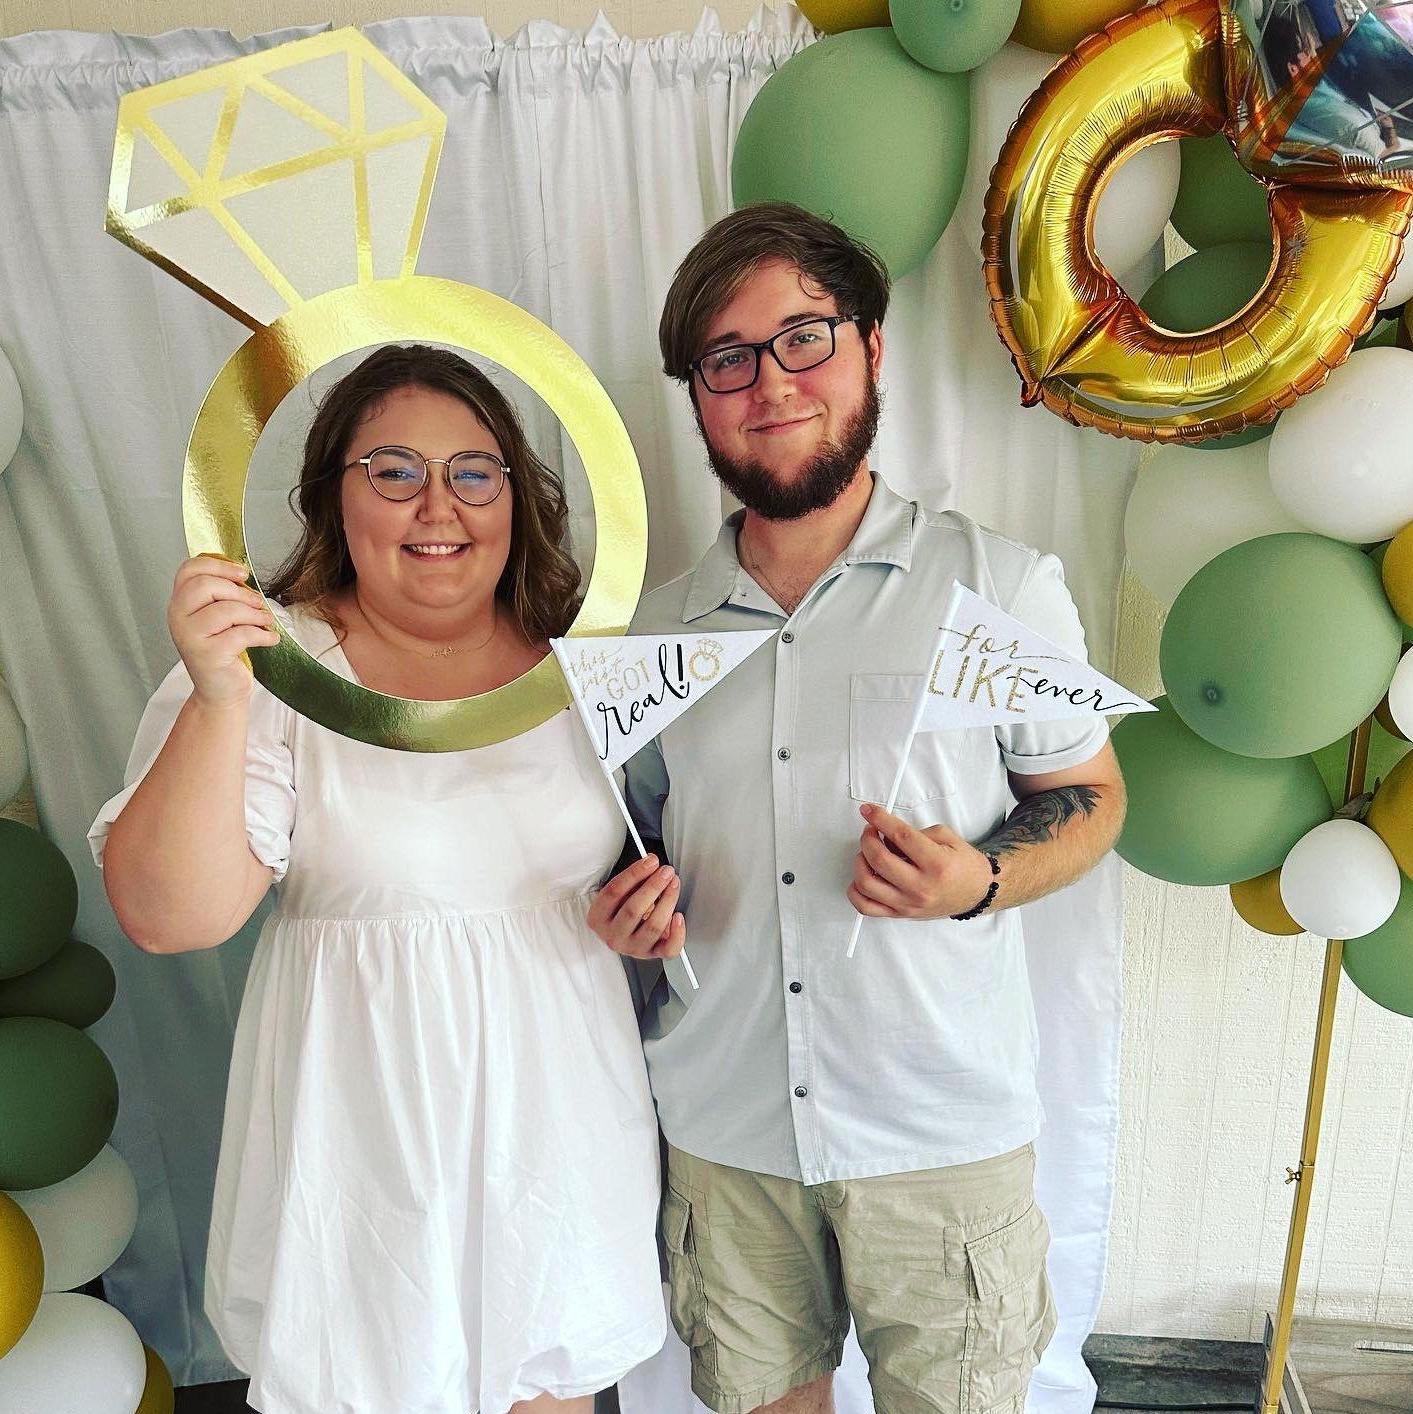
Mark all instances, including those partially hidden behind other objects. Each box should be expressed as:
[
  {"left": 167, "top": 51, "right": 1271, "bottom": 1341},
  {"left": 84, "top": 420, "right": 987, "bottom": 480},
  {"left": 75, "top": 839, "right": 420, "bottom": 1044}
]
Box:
[{"left": 0, "top": 9, "right": 1135, "bottom": 1408}]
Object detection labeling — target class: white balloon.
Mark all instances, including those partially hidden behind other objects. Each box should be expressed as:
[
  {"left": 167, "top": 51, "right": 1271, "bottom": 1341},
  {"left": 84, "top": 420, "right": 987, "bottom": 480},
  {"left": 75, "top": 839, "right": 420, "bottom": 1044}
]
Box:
[
  {"left": 1380, "top": 240, "right": 1413, "bottom": 310},
  {"left": 0, "top": 677, "right": 25, "bottom": 808},
  {"left": 6, "top": 1146, "right": 139, "bottom": 1293},
  {"left": 958, "top": 43, "right": 1178, "bottom": 275},
  {"left": 1279, "top": 819, "right": 1402, "bottom": 940},
  {"left": 0, "top": 1293, "right": 145, "bottom": 1414},
  {"left": 1093, "top": 139, "right": 1181, "bottom": 277},
  {"left": 1123, "top": 439, "right": 1306, "bottom": 604},
  {"left": 1386, "top": 650, "right": 1413, "bottom": 740},
  {"left": 1268, "top": 347, "right": 1413, "bottom": 543},
  {"left": 0, "top": 349, "right": 19, "bottom": 471}
]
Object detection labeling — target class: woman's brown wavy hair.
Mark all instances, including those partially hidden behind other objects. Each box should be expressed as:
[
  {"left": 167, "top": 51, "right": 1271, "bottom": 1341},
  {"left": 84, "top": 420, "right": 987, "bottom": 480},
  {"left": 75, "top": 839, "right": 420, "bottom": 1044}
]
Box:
[{"left": 265, "top": 343, "right": 581, "bottom": 644}]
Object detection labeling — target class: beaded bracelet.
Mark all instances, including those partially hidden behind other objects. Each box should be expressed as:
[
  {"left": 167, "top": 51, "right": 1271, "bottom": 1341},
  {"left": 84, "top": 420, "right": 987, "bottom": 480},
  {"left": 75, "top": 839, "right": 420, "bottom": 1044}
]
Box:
[{"left": 950, "top": 851, "right": 1001, "bottom": 921}]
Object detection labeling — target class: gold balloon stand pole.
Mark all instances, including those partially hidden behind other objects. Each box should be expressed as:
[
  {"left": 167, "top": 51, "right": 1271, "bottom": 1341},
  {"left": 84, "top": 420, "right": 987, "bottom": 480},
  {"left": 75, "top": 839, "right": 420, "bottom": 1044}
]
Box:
[{"left": 1258, "top": 716, "right": 1372, "bottom": 1414}]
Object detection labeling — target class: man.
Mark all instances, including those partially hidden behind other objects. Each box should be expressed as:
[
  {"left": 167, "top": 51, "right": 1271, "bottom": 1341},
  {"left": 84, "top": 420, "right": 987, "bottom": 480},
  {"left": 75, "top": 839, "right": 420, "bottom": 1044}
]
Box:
[{"left": 587, "top": 203, "right": 1126, "bottom": 1414}]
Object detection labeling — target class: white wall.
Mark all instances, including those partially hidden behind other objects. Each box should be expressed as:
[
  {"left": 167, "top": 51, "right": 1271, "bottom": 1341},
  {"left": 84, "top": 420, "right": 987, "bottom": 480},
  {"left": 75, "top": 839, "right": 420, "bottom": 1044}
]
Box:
[{"left": 4, "top": 0, "right": 1411, "bottom": 1345}]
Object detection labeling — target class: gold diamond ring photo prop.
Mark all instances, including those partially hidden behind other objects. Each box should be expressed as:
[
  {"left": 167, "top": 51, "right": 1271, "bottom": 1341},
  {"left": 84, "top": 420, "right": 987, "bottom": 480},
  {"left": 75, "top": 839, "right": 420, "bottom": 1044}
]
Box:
[{"left": 107, "top": 28, "right": 647, "bottom": 751}]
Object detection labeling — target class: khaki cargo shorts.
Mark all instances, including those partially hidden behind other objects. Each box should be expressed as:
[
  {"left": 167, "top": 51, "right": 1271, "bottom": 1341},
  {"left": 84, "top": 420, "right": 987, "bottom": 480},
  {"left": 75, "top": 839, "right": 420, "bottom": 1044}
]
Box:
[{"left": 661, "top": 1141, "right": 1057, "bottom": 1414}]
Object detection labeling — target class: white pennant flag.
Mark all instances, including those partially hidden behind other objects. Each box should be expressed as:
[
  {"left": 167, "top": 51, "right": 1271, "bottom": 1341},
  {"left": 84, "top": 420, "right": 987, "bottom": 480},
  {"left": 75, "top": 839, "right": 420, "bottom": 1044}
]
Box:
[
  {"left": 846, "top": 582, "right": 1152, "bottom": 959},
  {"left": 918, "top": 582, "right": 1154, "bottom": 731},
  {"left": 551, "top": 629, "right": 775, "bottom": 993},
  {"left": 551, "top": 630, "right": 775, "bottom": 772}
]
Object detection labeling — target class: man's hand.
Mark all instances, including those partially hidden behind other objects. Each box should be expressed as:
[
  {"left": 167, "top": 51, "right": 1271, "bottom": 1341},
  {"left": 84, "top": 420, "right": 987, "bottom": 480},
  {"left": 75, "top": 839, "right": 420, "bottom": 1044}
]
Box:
[
  {"left": 587, "top": 854, "right": 687, "bottom": 959},
  {"left": 847, "top": 803, "right": 995, "bottom": 920}
]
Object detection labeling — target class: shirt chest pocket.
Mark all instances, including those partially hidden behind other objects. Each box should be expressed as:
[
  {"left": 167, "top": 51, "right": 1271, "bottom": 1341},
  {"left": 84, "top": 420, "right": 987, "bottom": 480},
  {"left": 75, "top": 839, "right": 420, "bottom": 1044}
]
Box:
[{"left": 849, "top": 673, "right": 962, "bottom": 810}]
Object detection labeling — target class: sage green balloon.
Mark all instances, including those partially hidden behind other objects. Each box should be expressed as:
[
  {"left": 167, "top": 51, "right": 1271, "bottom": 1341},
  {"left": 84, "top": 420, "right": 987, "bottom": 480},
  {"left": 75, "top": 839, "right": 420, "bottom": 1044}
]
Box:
[
  {"left": 1170, "top": 136, "right": 1271, "bottom": 251},
  {"left": 1160, "top": 533, "right": 1402, "bottom": 758},
  {"left": 1140, "top": 240, "right": 1273, "bottom": 334},
  {"left": 1112, "top": 697, "right": 1332, "bottom": 885},
  {"left": 890, "top": 0, "right": 1021, "bottom": 73},
  {"left": 1312, "top": 721, "right": 1410, "bottom": 809},
  {"left": 1343, "top": 873, "right": 1413, "bottom": 1017},
  {"left": 0, "top": 1018, "right": 118, "bottom": 1190},
  {"left": 731, "top": 29, "right": 970, "bottom": 278},
  {"left": 0, "top": 941, "right": 116, "bottom": 1029},
  {"left": 1140, "top": 240, "right": 1277, "bottom": 450},
  {"left": 0, "top": 821, "right": 76, "bottom": 982}
]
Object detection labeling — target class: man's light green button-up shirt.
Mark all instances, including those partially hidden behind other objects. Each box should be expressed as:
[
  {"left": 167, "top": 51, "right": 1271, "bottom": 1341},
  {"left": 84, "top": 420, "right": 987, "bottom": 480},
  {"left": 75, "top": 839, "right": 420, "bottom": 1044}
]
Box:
[{"left": 624, "top": 475, "right": 1108, "bottom": 1185}]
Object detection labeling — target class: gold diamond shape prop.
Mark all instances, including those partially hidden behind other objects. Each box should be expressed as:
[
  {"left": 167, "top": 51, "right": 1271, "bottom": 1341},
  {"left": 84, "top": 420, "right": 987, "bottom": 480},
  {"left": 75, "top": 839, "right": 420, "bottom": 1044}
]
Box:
[{"left": 107, "top": 29, "right": 445, "bottom": 329}]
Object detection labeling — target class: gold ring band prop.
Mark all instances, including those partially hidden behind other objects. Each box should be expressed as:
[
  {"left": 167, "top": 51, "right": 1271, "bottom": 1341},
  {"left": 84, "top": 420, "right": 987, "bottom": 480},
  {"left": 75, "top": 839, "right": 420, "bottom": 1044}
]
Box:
[
  {"left": 187, "top": 276, "right": 647, "bottom": 752},
  {"left": 982, "top": 0, "right": 1413, "bottom": 443},
  {"left": 108, "top": 30, "right": 648, "bottom": 751}
]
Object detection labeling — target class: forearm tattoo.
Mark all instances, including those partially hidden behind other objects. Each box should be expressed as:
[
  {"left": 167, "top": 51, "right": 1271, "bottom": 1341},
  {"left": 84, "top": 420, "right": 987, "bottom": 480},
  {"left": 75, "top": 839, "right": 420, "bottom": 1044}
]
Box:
[{"left": 980, "top": 785, "right": 1103, "bottom": 858}]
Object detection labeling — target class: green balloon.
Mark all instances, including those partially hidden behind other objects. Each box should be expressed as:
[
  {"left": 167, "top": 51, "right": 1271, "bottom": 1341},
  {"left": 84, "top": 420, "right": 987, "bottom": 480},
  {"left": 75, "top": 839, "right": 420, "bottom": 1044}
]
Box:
[
  {"left": 0, "top": 1017, "right": 118, "bottom": 1189},
  {"left": 1160, "top": 533, "right": 1402, "bottom": 758},
  {"left": 0, "top": 940, "right": 116, "bottom": 1029},
  {"left": 1311, "top": 722, "right": 1410, "bottom": 808},
  {"left": 0, "top": 820, "right": 77, "bottom": 982},
  {"left": 1112, "top": 697, "right": 1332, "bottom": 885},
  {"left": 1140, "top": 240, "right": 1274, "bottom": 334},
  {"left": 1170, "top": 136, "right": 1271, "bottom": 251},
  {"left": 1356, "top": 315, "right": 1402, "bottom": 352},
  {"left": 1343, "top": 873, "right": 1413, "bottom": 1017},
  {"left": 889, "top": 0, "right": 1021, "bottom": 73},
  {"left": 731, "top": 29, "right": 969, "bottom": 278},
  {"left": 1140, "top": 240, "right": 1278, "bottom": 451}
]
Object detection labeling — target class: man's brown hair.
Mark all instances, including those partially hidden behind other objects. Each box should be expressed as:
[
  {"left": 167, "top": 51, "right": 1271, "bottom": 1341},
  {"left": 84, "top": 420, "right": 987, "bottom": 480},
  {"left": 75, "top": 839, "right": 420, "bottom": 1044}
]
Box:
[{"left": 658, "top": 202, "right": 891, "bottom": 385}]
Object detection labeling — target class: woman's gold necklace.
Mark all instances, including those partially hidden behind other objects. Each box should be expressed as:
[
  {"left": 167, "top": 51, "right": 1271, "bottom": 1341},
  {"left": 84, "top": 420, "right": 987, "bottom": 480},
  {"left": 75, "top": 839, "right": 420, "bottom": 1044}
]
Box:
[{"left": 357, "top": 596, "right": 499, "bottom": 661}]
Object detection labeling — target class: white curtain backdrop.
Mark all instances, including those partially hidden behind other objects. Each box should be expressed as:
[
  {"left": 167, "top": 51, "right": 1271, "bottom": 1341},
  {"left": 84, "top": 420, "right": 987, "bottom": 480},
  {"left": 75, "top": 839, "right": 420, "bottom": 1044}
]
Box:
[{"left": 0, "top": 8, "right": 1136, "bottom": 1408}]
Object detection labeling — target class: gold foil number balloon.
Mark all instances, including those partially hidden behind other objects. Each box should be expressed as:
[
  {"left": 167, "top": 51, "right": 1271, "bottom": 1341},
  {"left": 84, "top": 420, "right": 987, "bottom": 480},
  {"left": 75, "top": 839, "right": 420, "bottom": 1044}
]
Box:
[{"left": 983, "top": 0, "right": 1413, "bottom": 442}]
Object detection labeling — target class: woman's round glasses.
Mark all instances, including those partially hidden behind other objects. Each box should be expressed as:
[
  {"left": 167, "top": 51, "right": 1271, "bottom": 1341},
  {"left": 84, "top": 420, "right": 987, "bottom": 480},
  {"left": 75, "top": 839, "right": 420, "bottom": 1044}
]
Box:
[
  {"left": 690, "top": 313, "right": 859, "bottom": 394},
  {"left": 344, "top": 445, "right": 509, "bottom": 506}
]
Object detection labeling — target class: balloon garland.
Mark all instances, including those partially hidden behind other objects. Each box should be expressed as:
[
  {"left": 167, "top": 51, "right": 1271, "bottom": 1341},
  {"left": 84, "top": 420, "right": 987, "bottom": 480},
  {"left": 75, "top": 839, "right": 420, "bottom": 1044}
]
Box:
[{"left": 0, "top": 821, "right": 169, "bottom": 1412}]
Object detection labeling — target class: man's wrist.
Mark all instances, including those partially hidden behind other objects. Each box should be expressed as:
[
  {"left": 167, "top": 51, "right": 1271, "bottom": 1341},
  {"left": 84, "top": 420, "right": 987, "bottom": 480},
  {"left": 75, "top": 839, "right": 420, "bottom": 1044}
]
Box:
[{"left": 950, "top": 851, "right": 1001, "bottom": 921}]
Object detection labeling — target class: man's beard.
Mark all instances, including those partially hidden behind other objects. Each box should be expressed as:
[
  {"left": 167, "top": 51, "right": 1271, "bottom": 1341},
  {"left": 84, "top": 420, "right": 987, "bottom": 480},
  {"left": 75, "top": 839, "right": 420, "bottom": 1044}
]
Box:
[{"left": 698, "top": 374, "right": 881, "bottom": 522}]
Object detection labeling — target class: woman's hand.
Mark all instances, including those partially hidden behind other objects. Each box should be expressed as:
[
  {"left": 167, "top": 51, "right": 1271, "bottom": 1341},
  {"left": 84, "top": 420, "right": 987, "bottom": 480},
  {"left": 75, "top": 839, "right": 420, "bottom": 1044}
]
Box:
[
  {"left": 587, "top": 854, "right": 687, "bottom": 960},
  {"left": 168, "top": 556, "right": 281, "bottom": 708}
]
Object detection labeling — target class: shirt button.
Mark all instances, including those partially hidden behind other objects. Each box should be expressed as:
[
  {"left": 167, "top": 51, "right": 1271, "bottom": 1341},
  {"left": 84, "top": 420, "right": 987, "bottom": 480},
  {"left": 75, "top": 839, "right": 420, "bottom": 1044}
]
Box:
[
  {"left": 781, "top": 631, "right": 795, "bottom": 644},
  {"left": 781, "top": 871, "right": 795, "bottom": 885},
  {"left": 789, "top": 981, "right": 803, "bottom": 994},
  {"left": 777, "top": 747, "right": 791, "bottom": 761},
  {"left": 794, "top": 1085, "right": 808, "bottom": 1099}
]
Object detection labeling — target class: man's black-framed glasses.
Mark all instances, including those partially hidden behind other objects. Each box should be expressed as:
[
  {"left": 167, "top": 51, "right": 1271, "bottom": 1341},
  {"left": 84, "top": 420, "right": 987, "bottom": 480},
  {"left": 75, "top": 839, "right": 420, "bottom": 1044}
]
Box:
[
  {"left": 690, "top": 314, "right": 860, "bottom": 394},
  {"left": 344, "top": 446, "right": 509, "bottom": 506}
]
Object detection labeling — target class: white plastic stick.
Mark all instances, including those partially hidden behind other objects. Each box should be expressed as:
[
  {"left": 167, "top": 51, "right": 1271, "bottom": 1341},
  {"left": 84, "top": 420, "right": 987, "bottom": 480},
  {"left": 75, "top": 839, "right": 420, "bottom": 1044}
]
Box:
[
  {"left": 845, "top": 582, "right": 966, "bottom": 960},
  {"left": 556, "top": 646, "right": 700, "bottom": 991}
]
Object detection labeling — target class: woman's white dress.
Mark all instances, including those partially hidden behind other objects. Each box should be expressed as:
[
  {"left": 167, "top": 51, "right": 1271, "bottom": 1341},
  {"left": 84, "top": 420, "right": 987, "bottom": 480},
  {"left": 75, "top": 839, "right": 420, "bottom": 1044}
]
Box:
[{"left": 88, "top": 606, "right": 666, "bottom": 1414}]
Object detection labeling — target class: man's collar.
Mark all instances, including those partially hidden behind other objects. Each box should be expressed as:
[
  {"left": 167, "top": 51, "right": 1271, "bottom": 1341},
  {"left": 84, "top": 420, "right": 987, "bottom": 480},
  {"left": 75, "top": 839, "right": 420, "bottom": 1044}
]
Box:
[{"left": 679, "top": 472, "right": 916, "bottom": 623}]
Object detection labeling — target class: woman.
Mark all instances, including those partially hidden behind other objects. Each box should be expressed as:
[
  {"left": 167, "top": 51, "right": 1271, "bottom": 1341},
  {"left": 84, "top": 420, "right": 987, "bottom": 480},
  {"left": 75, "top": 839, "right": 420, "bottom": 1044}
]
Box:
[{"left": 89, "top": 345, "right": 672, "bottom": 1414}]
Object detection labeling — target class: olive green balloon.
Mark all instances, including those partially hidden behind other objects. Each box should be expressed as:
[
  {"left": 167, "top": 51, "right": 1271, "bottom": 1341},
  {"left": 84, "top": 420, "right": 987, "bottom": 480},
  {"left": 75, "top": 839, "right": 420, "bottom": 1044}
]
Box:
[
  {"left": 1170, "top": 136, "right": 1271, "bottom": 251},
  {"left": 0, "top": 820, "right": 77, "bottom": 981},
  {"left": 1369, "top": 540, "right": 1413, "bottom": 643},
  {"left": 0, "top": 941, "right": 116, "bottom": 1029},
  {"left": 731, "top": 29, "right": 970, "bottom": 278},
  {"left": 0, "top": 1017, "right": 118, "bottom": 1189},
  {"left": 1311, "top": 722, "right": 1410, "bottom": 809},
  {"left": 1343, "top": 873, "right": 1413, "bottom": 1017},
  {"left": 1140, "top": 241, "right": 1278, "bottom": 451},
  {"left": 1112, "top": 696, "right": 1332, "bottom": 885},
  {"left": 890, "top": 0, "right": 1021, "bottom": 73},
  {"left": 1160, "top": 533, "right": 1402, "bottom": 758}
]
